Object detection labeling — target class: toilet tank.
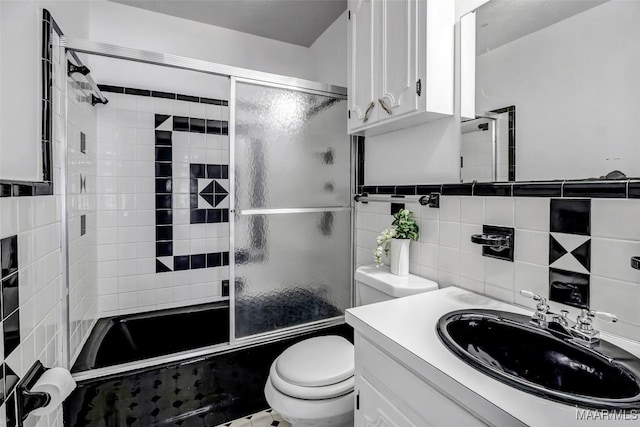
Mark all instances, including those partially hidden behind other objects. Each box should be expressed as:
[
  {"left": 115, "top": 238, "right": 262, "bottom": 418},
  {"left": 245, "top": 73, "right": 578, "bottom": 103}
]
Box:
[{"left": 354, "top": 265, "right": 439, "bottom": 306}]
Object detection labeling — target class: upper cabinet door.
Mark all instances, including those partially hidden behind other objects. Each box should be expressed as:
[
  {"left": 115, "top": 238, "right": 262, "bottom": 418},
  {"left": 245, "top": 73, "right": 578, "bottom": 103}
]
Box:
[
  {"left": 378, "top": 0, "right": 419, "bottom": 120},
  {"left": 349, "top": 0, "right": 378, "bottom": 131},
  {"left": 348, "top": 0, "right": 453, "bottom": 136}
]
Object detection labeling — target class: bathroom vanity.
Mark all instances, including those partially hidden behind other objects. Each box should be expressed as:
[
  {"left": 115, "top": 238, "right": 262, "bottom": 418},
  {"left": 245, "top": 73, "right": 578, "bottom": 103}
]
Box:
[{"left": 346, "top": 287, "right": 640, "bottom": 426}]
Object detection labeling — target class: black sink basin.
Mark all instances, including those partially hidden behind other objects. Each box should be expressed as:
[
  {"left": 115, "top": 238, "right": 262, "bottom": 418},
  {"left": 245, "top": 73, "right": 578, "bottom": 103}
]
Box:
[{"left": 437, "top": 309, "right": 640, "bottom": 409}]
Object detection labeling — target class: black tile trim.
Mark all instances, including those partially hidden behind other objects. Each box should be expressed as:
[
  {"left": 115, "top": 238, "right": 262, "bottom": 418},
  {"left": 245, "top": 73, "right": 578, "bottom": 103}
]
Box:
[
  {"left": 395, "top": 185, "right": 416, "bottom": 195},
  {"left": 96, "top": 84, "right": 124, "bottom": 94},
  {"left": 490, "top": 105, "right": 516, "bottom": 181},
  {"left": 98, "top": 85, "right": 228, "bottom": 106},
  {"left": 416, "top": 185, "right": 442, "bottom": 195},
  {"left": 442, "top": 183, "right": 473, "bottom": 196},
  {"left": 563, "top": 180, "right": 627, "bottom": 198},
  {"left": 357, "top": 179, "right": 640, "bottom": 199},
  {"left": 125, "top": 87, "right": 151, "bottom": 97},
  {"left": 377, "top": 186, "right": 396, "bottom": 194},
  {"left": 629, "top": 180, "right": 640, "bottom": 198},
  {"left": 473, "top": 183, "right": 512, "bottom": 197},
  {"left": 513, "top": 182, "right": 562, "bottom": 197}
]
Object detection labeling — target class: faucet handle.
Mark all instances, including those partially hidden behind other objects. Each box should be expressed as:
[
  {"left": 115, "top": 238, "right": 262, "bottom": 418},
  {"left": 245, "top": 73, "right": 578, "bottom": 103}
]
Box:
[
  {"left": 575, "top": 309, "right": 618, "bottom": 332},
  {"left": 519, "top": 290, "right": 550, "bottom": 312},
  {"left": 591, "top": 310, "right": 618, "bottom": 323}
]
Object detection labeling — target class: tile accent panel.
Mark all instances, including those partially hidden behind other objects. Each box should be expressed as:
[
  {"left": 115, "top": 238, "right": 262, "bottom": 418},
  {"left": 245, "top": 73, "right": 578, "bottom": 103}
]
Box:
[
  {"left": 356, "top": 195, "right": 640, "bottom": 342},
  {"left": 96, "top": 86, "right": 230, "bottom": 317}
]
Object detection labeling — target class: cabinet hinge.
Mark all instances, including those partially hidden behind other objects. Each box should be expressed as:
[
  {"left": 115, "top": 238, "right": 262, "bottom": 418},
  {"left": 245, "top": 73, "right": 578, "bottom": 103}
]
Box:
[
  {"left": 416, "top": 79, "right": 422, "bottom": 96},
  {"left": 348, "top": 10, "right": 351, "bottom": 20},
  {"left": 356, "top": 391, "right": 360, "bottom": 410}
]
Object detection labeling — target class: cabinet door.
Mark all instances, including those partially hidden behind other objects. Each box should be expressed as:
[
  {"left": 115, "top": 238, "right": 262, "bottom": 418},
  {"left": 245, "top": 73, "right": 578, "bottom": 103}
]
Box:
[
  {"left": 349, "top": 0, "right": 378, "bottom": 131},
  {"left": 378, "top": 0, "right": 419, "bottom": 119},
  {"left": 355, "top": 377, "right": 422, "bottom": 427}
]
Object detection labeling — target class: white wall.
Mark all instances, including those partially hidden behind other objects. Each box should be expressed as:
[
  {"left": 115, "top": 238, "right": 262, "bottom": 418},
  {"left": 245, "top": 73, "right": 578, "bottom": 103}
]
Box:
[
  {"left": 89, "top": 1, "right": 323, "bottom": 84},
  {"left": 308, "top": 10, "right": 348, "bottom": 87},
  {"left": 476, "top": 0, "right": 640, "bottom": 180}
]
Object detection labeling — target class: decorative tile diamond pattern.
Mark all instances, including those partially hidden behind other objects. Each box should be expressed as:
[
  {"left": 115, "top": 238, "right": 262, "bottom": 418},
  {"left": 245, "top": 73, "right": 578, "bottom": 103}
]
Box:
[
  {"left": 548, "top": 199, "right": 591, "bottom": 308},
  {"left": 154, "top": 114, "right": 230, "bottom": 273}
]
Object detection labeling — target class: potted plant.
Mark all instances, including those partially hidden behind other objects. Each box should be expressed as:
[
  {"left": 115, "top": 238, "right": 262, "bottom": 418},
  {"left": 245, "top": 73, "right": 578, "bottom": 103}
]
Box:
[{"left": 374, "top": 209, "right": 419, "bottom": 276}]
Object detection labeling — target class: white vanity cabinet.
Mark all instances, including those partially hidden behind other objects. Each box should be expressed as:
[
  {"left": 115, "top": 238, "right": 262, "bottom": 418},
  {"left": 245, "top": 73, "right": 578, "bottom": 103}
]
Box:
[
  {"left": 348, "top": 0, "right": 454, "bottom": 136},
  {"left": 353, "top": 333, "right": 488, "bottom": 427}
]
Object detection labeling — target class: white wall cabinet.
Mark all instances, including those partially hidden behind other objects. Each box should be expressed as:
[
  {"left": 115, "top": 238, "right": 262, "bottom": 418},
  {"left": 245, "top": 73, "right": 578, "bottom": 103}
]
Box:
[{"left": 348, "top": 0, "right": 454, "bottom": 136}]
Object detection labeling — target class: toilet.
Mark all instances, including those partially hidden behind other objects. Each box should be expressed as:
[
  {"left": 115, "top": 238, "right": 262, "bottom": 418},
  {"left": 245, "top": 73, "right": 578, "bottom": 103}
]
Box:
[{"left": 265, "top": 264, "right": 439, "bottom": 427}]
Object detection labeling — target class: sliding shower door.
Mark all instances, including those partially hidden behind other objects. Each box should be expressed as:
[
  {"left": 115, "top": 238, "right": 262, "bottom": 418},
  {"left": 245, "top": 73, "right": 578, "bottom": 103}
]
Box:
[{"left": 233, "top": 80, "right": 351, "bottom": 339}]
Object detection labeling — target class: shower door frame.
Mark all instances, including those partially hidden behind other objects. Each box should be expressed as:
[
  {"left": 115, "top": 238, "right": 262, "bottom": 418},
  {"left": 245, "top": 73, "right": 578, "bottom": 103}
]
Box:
[{"left": 60, "top": 38, "right": 355, "bottom": 381}]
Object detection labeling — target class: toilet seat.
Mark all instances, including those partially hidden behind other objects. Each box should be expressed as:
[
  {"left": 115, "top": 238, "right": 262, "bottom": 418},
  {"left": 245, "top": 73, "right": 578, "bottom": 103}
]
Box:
[
  {"left": 270, "top": 360, "right": 354, "bottom": 400},
  {"left": 269, "top": 336, "right": 355, "bottom": 400}
]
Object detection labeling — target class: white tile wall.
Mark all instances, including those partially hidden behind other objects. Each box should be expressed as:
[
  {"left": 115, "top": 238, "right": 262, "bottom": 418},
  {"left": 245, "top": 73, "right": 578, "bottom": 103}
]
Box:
[
  {"left": 95, "top": 82, "right": 230, "bottom": 317},
  {"left": 356, "top": 195, "right": 640, "bottom": 342},
  {"left": 0, "top": 33, "right": 66, "bottom": 427}
]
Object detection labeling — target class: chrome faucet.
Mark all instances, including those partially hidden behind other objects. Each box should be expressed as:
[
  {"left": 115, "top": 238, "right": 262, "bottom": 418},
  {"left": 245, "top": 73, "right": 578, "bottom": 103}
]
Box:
[
  {"left": 519, "top": 290, "right": 618, "bottom": 345},
  {"left": 519, "top": 290, "right": 551, "bottom": 327}
]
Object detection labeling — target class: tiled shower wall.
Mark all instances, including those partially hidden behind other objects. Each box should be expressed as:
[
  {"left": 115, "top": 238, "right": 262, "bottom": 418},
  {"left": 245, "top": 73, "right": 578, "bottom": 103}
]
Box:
[
  {"left": 356, "top": 195, "right": 640, "bottom": 341},
  {"left": 95, "top": 83, "right": 230, "bottom": 317},
  {"left": 0, "top": 24, "right": 66, "bottom": 427},
  {"left": 66, "top": 65, "right": 98, "bottom": 363}
]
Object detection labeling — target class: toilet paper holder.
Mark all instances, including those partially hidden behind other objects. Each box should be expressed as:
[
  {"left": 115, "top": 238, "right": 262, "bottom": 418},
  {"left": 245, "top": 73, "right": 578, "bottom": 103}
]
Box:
[{"left": 16, "top": 361, "right": 51, "bottom": 426}]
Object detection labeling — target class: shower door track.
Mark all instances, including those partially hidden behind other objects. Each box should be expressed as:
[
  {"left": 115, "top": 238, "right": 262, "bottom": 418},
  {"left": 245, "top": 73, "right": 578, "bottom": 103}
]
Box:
[
  {"left": 60, "top": 38, "right": 354, "bottom": 380},
  {"left": 60, "top": 38, "right": 347, "bottom": 98}
]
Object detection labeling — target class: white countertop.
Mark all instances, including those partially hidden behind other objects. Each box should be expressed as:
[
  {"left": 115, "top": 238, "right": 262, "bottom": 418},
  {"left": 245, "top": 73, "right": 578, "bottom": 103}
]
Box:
[{"left": 346, "top": 287, "right": 640, "bottom": 426}]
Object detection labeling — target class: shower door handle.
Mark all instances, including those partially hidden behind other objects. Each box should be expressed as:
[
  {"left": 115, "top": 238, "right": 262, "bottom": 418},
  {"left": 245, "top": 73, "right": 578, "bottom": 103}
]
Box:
[
  {"left": 362, "top": 101, "right": 375, "bottom": 123},
  {"left": 237, "top": 207, "right": 351, "bottom": 215}
]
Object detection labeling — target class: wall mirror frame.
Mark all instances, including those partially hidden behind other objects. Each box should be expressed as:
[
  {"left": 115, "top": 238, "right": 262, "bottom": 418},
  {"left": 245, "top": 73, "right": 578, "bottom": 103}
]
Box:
[{"left": 459, "top": 0, "right": 640, "bottom": 184}]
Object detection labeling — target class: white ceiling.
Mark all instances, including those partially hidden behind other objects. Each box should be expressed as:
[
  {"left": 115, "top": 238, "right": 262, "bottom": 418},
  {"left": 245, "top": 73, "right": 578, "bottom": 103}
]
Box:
[
  {"left": 109, "top": 0, "right": 347, "bottom": 47},
  {"left": 476, "top": 0, "right": 608, "bottom": 54}
]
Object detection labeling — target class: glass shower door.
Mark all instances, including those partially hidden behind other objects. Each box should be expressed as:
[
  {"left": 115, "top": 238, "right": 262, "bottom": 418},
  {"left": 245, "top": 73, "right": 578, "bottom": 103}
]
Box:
[{"left": 233, "top": 80, "right": 351, "bottom": 339}]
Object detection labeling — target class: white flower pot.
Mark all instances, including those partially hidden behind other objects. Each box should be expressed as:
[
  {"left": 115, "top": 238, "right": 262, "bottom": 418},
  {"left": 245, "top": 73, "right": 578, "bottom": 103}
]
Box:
[{"left": 390, "top": 238, "right": 410, "bottom": 276}]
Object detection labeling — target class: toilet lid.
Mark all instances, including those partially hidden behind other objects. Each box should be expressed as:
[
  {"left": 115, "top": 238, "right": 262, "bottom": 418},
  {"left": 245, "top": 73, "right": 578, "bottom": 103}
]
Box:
[{"left": 275, "top": 336, "right": 354, "bottom": 387}]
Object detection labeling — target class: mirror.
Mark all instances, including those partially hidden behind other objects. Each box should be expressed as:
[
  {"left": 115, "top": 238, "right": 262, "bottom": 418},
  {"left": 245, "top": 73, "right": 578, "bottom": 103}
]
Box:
[{"left": 461, "top": 0, "right": 640, "bottom": 182}]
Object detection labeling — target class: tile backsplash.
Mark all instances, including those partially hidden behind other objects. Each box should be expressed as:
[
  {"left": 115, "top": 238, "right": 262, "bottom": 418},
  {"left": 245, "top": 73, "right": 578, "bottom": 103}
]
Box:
[{"left": 356, "top": 195, "right": 640, "bottom": 341}]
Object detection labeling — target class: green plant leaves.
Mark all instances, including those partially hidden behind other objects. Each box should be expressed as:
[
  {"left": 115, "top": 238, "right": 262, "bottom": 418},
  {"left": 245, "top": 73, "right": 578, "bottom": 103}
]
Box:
[{"left": 391, "top": 209, "right": 419, "bottom": 241}]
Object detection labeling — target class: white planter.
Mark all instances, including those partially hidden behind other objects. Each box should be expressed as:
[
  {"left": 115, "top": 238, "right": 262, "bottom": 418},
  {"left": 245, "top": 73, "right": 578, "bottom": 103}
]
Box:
[{"left": 389, "top": 238, "right": 410, "bottom": 276}]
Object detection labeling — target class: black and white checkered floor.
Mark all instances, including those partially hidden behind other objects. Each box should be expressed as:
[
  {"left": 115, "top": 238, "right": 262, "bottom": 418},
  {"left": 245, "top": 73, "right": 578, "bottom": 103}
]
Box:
[{"left": 64, "top": 325, "right": 352, "bottom": 426}]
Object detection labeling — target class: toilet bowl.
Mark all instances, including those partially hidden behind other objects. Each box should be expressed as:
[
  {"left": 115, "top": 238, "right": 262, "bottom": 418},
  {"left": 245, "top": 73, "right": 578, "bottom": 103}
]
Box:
[
  {"left": 265, "top": 335, "right": 354, "bottom": 427},
  {"left": 265, "top": 265, "right": 438, "bottom": 427}
]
